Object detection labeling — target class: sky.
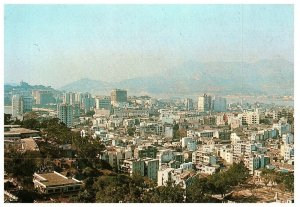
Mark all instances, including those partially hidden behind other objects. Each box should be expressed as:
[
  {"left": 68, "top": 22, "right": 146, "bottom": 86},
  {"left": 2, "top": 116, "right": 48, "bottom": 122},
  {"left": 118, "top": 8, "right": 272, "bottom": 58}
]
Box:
[{"left": 4, "top": 4, "right": 294, "bottom": 88}]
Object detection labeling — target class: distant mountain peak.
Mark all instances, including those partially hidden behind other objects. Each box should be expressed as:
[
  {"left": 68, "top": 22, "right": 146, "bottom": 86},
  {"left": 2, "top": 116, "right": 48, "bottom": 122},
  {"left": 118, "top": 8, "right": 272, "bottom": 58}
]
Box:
[{"left": 59, "top": 59, "right": 293, "bottom": 96}]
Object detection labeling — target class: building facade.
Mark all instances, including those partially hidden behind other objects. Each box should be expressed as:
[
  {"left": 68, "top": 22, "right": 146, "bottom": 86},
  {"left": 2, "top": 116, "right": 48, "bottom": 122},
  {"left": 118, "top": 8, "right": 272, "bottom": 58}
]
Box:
[
  {"left": 57, "top": 104, "right": 73, "bottom": 128},
  {"left": 213, "top": 97, "right": 227, "bottom": 112},
  {"left": 111, "top": 89, "right": 127, "bottom": 103},
  {"left": 198, "top": 94, "right": 212, "bottom": 112}
]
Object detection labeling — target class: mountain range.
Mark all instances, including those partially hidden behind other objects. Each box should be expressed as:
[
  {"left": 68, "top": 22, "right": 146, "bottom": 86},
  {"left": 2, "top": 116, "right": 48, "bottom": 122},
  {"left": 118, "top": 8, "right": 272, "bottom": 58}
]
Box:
[{"left": 60, "top": 59, "right": 294, "bottom": 97}]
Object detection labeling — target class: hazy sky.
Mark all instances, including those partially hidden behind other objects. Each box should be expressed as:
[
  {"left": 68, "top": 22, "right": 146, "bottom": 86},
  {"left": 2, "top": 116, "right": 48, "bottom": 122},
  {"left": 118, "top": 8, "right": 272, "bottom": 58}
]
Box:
[{"left": 5, "top": 4, "right": 293, "bottom": 88}]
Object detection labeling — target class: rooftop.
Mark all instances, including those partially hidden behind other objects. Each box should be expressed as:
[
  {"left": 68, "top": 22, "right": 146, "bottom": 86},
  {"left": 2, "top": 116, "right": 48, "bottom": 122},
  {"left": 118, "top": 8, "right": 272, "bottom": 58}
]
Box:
[
  {"left": 21, "top": 138, "right": 39, "bottom": 151},
  {"left": 4, "top": 127, "right": 39, "bottom": 135},
  {"left": 34, "top": 171, "right": 81, "bottom": 187}
]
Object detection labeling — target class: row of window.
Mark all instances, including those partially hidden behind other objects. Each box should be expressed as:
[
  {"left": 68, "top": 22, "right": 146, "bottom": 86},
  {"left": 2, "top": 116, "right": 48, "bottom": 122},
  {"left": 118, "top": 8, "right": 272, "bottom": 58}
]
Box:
[{"left": 47, "top": 186, "right": 81, "bottom": 193}]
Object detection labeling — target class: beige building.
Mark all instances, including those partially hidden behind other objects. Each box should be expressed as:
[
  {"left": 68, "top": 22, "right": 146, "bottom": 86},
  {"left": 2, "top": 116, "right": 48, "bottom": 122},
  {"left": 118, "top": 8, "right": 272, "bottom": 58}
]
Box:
[
  {"left": 33, "top": 171, "right": 82, "bottom": 194},
  {"left": 242, "top": 111, "right": 259, "bottom": 125}
]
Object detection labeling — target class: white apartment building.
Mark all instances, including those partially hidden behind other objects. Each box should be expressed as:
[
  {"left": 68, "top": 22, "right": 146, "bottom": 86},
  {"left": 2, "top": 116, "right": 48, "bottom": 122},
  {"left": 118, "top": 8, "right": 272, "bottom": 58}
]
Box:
[
  {"left": 157, "top": 168, "right": 193, "bottom": 187},
  {"left": 216, "top": 115, "right": 226, "bottom": 126},
  {"left": 63, "top": 92, "right": 76, "bottom": 105},
  {"left": 12, "top": 95, "right": 33, "bottom": 119},
  {"left": 233, "top": 141, "right": 247, "bottom": 158},
  {"left": 242, "top": 111, "right": 259, "bottom": 125},
  {"left": 164, "top": 125, "right": 173, "bottom": 138},
  {"left": 180, "top": 162, "right": 194, "bottom": 170},
  {"left": 192, "top": 151, "right": 217, "bottom": 165},
  {"left": 228, "top": 116, "right": 242, "bottom": 129},
  {"left": 196, "top": 130, "right": 219, "bottom": 138},
  {"left": 12, "top": 95, "right": 23, "bottom": 119},
  {"left": 198, "top": 94, "right": 212, "bottom": 112},
  {"left": 199, "top": 164, "right": 219, "bottom": 175},
  {"left": 280, "top": 144, "right": 294, "bottom": 161},
  {"left": 157, "top": 168, "right": 174, "bottom": 186},
  {"left": 230, "top": 133, "right": 241, "bottom": 144},
  {"left": 219, "top": 146, "right": 233, "bottom": 164},
  {"left": 101, "top": 147, "right": 132, "bottom": 169},
  {"left": 120, "top": 159, "right": 145, "bottom": 176}
]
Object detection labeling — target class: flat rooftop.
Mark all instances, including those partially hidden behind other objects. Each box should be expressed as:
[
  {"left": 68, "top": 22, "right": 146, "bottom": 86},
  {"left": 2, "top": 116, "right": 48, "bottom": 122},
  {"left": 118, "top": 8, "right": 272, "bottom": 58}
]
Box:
[
  {"left": 34, "top": 172, "right": 81, "bottom": 187},
  {"left": 4, "top": 128, "right": 39, "bottom": 135}
]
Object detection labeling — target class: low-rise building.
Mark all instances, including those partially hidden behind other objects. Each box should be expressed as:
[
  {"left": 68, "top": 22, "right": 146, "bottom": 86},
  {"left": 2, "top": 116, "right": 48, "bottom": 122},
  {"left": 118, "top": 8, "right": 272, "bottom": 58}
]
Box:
[
  {"left": 33, "top": 171, "right": 82, "bottom": 194},
  {"left": 244, "top": 154, "right": 270, "bottom": 174},
  {"left": 120, "top": 159, "right": 145, "bottom": 176},
  {"left": 192, "top": 151, "right": 217, "bottom": 165},
  {"left": 198, "top": 164, "right": 220, "bottom": 175},
  {"left": 134, "top": 145, "right": 157, "bottom": 159}
]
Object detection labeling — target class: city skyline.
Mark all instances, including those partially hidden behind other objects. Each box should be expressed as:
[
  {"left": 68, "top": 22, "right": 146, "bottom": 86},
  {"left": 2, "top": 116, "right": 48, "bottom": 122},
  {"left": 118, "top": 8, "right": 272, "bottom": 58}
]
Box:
[
  {"left": 5, "top": 4, "right": 293, "bottom": 88},
  {"left": 3, "top": 4, "right": 295, "bottom": 204}
]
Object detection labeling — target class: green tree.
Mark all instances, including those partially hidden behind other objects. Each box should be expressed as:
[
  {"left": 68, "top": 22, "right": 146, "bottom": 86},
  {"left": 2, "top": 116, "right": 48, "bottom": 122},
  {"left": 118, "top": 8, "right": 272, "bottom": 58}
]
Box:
[
  {"left": 127, "top": 127, "right": 136, "bottom": 136},
  {"left": 22, "top": 118, "right": 41, "bottom": 130},
  {"left": 86, "top": 110, "right": 95, "bottom": 117},
  {"left": 15, "top": 189, "right": 41, "bottom": 203},
  {"left": 73, "top": 190, "right": 94, "bottom": 203},
  {"left": 23, "top": 111, "right": 39, "bottom": 120},
  {"left": 186, "top": 177, "right": 215, "bottom": 202},
  {"left": 142, "top": 185, "right": 185, "bottom": 203},
  {"left": 4, "top": 150, "right": 40, "bottom": 178},
  {"left": 4, "top": 113, "right": 12, "bottom": 124},
  {"left": 208, "top": 162, "right": 249, "bottom": 197},
  {"left": 93, "top": 174, "right": 156, "bottom": 203},
  {"left": 282, "top": 173, "right": 294, "bottom": 192}
]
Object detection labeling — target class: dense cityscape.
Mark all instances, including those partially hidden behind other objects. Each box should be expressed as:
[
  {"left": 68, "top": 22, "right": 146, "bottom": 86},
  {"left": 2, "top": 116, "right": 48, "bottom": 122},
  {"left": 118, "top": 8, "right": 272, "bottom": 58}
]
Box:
[
  {"left": 4, "top": 4, "right": 294, "bottom": 204},
  {"left": 4, "top": 81, "right": 294, "bottom": 203}
]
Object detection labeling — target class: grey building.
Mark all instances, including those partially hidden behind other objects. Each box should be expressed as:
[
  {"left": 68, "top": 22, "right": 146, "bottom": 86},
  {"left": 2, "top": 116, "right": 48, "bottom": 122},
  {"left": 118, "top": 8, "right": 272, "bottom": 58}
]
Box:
[
  {"left": 57, "top": 104, "right": 73, "bottom": 128},
  {"left": 111, "top": 89, "right": 127, "bottom": 103}
]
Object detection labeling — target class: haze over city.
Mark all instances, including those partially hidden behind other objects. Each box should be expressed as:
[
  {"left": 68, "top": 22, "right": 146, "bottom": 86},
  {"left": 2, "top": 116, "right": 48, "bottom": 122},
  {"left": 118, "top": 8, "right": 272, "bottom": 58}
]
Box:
[
  {"left": 3, "top": 4, "right": 295, "bottom": 204},
  {"left": 5, "top": 4, "right": 293, "bottom": 88}
]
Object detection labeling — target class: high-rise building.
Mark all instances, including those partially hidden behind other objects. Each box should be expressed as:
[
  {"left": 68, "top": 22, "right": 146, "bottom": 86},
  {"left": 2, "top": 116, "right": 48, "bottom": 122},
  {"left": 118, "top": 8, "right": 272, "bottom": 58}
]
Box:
[
  {"left": 95, "top": 96, "right": 111, "bottom": 110},
  {"left": 22, "top": 96, "right": 33, "bottom": 113},
  {"left": 12, "top": 95, "right": 22, "bottom": 118},
  {"left": 73, "top": 103, "right": 81, "bottom": 118},
  {"left": 63, "top": 92, "right": 76, "bottom": 105},
  {"left": 213, "top": 97, "right": 227, "bottom": 112},
  {"left": 81, "top": 92, "right": 94, "bottom": 113},
  {"left": 184, "top": 98, "right": 194, "bottom": 111},
  {"left": 34, "top": 90, "right": 54, "bottom": 105},
  {"left": 57, "top": 104, "right": 73, "bottom": 128},
  {"left": 111, "top": 89, "right": 127, "bottom": 103},
  {"left": 198, "top": 94, "right": 212, "bottom": 112},
  {"left": 74, "top": 92, "right": 82, "bottom": 105},
  {"left": 12, "top": 95, "right": 33, "bottom": 118}
]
